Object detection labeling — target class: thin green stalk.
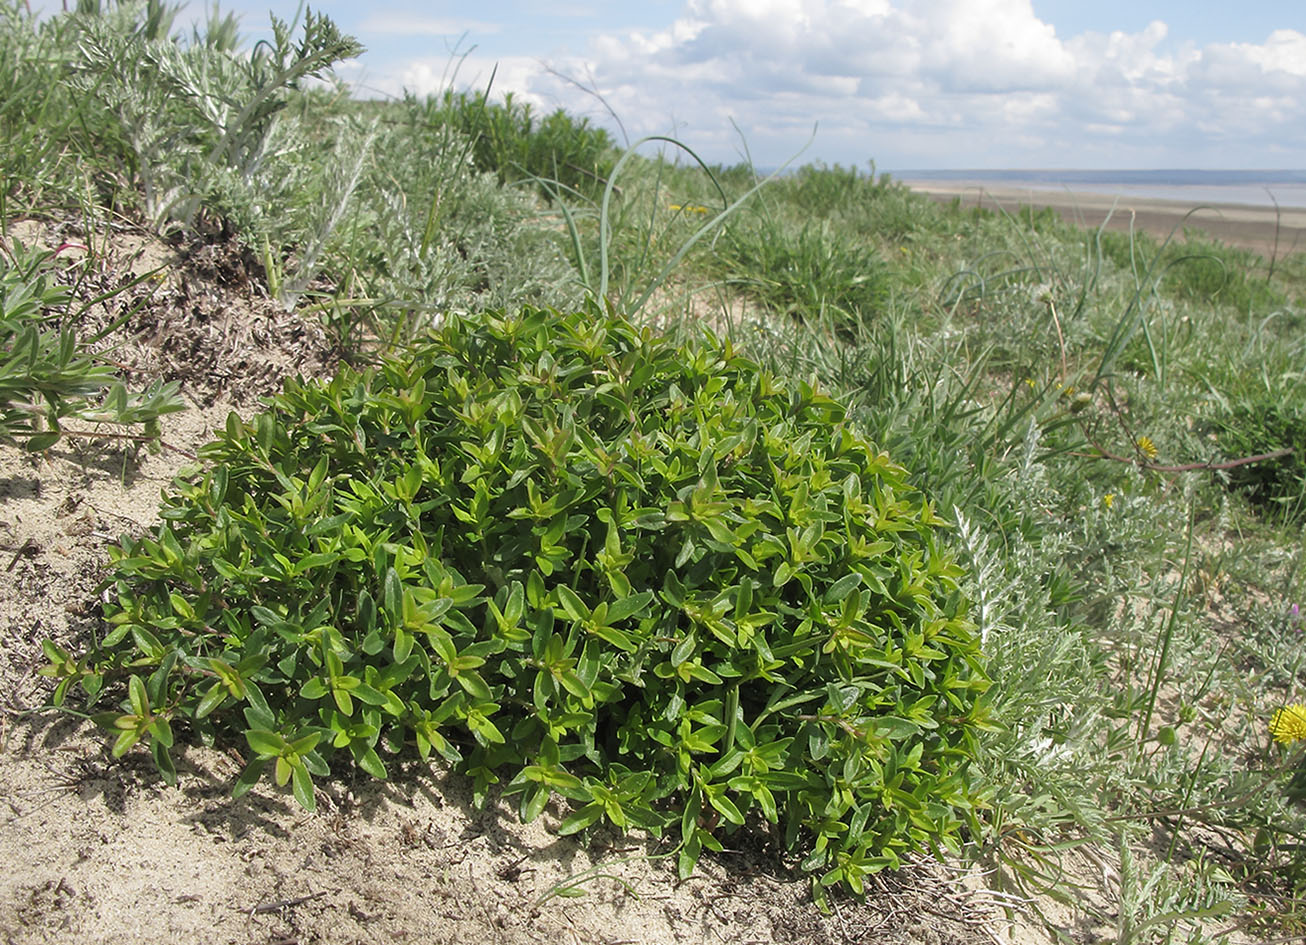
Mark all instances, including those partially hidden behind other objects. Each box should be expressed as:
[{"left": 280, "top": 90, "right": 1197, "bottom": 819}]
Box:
[
  {"left": 1139, "top": 501, "right": 1196, "bottom": 747},
  {"left": 532, "top": 850, "right": 673, "bottom": 908}
]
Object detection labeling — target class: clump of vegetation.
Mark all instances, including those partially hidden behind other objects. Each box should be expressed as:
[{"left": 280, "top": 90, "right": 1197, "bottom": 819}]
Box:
[
  {"left": 426, "top": 89, "right": 616, "bottom": 196},
  {"left": 63, "top": 2, "right": 363, "bottom": 229},
  {"left": 1202, "top": 400, "right": 1306, "bottom": 523},
  {"left": 0, "top": 237, "right": 183, "bottom": 450},
  {"left": 714, "top": 217, "right": 892, "bottom": 326},
  {"left": 46, "top": 305, "right": 989, "bottom": 892},
  {"left": 1099, "top": 228, "right": 1287, "bottom": 312}
]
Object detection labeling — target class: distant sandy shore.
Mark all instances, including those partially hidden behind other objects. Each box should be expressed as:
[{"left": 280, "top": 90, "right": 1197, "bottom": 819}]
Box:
[{"left": 900, "top": 181, "right": 1306, "bottom": 258}]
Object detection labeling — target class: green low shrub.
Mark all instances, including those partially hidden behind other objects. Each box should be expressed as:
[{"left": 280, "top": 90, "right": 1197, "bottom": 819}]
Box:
[
  {"left": 714, "top": 218, "right": 892, "bottom": 326},
  {"left": 47, "top": 306, "right": 989, "bottom": 892},
  {"left": 1163, "top": 237, "right": 1285, "bottom": 312},
  {"left": 1201, "top": 400, "right": 1306, "bottom": 523},
  {"left": 430, "top": 89, "right": 615, "bottom": 197},
  {"left": 1099, "top": 229, "right": 1285, "bottom": 312}
]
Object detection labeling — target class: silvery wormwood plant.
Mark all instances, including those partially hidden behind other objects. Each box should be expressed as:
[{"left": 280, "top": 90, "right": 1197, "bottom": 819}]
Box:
[{"left": 66, "top": 3, "right": 362, "bottom": 229}]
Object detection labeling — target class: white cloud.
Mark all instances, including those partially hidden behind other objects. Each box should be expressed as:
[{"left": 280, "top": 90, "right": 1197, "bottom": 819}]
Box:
[
  {"left": 1222, "top": 29, "right": 1306, "bottom": 79},
  {"left": 357, "top": 3, "right": 1306, "bottom": 167},
  {"left": 910, "top": 0, "right": 1074, "bottom": 93}
]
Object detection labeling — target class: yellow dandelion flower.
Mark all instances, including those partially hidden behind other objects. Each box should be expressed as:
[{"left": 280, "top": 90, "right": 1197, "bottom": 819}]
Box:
[
  {"left": 1136, "top": 436, "right": 1158, "bottom": 460},
  {"left": 1103, "top": 493, "right": 1115, "bottom": 509},
  {"left": 1270, "top": 704, "right": 1306, "bottom": 745}
]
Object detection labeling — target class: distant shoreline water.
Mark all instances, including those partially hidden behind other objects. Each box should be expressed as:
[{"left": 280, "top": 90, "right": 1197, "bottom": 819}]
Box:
[{"left": 888, "top": 170, "right": 1306, "bottom": 210}]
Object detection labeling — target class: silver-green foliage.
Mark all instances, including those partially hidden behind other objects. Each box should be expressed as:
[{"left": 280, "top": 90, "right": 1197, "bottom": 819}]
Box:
[
  {"left": 322, "top": 97, "right": 582, "bottom": 338},
  {"left": 48, "top": 306, "right": 991, "bottom": 895},
  {"left": 64, "top": 1, "right": 362, "bottom": 227}
]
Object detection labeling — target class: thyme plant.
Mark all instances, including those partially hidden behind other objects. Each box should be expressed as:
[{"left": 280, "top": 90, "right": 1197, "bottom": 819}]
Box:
[{"left": 48, "top": 306, "right": 990, "bottom": 893}]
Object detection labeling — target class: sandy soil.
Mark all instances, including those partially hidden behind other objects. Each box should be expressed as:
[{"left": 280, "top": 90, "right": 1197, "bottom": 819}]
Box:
[
  {"left": 900, "top": 181, "right": 1306, "bottom": 258},
  {"left": 0, "top": 218, "right": 1021, "bottom": 945}
]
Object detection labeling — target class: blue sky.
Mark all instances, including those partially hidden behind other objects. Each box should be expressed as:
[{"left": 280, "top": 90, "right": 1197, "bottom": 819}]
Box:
[{"left": 80, "top": 1, "right": 1306, "bottom": 169}]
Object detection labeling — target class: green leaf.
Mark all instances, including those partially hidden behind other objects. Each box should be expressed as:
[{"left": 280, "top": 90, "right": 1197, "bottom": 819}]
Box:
[
  {"left": 40, "top": 639, "right": 70, "bottom": 666},
  {"left": 291, "top": 762, "right": 316, "bottom": 811},
  {"left": 606, "top": 591, "right": 654, "bottom": 624},
  {"left": 209, "top": 466, "right": 229, "bottom": 506},
  {"left": 231, "top": 759, "right": 267, "bottom": 799},
  {"left": 504, "top": 582, "right": 525, "bottom": 626},
  {"left": 99, "top": 623, "right": 131, "bottom": 648},
  {"left": 681, "top": 783, "right": 703, "bottom": 842},
  {"left": 352, "top": 684, "right": 390, "bottom": 706},
  {"left": 456, "top": 670, "right": 493, "bottom": 702},
  {"left": 708, "top": 790, "right": 744, "bottom": 826},
  {"left": 356, "top": 746, "right": 388, "bottom": 780},
  {"left": 169, "top": 592, "right": 195, "bottom": 620},
  {"left": 128, "top": 675, "right": 149, "bottom": 717},
  {"left": 557, "top": 802, "right": 604, "bottom": 836},
  {"left": 873, "top": 717, "right": 921, "bottom": 739},
  {"left": 300, "top": 677, "right": 329, "bottom": 699},
  {"left": 808, "top": 726, "right": 830, "bottom": 761},
  {"left": 824, "top": 572, "right": 862, "bottom": 602},
  {"left": 662, "top": 570, "right": 687, "bottom": 607},
  {"left": 467, "top": 709, "right": 505, "bottom": 745},
  {"left": 556, "top": 669, "right": 590, "bottom": 700},
  {"left": 555, "top": 585, "right": 590, "bottom": 622},
  {"left": 112, "top": 727, "right": 141, "bottom": 758},
  {"left": 52, "top": 677, "right": 73, "bottom": 707},
  {"left": 152, "top": 738, "right": 177, "bottom": 786},
  {"left": 393, "top": 627, "right": 413, "bottom": 663},
  {"left": 384, "top": 567, "right": 402, "bottom": 616},
  {"left": 671, "top": 633, "right": 697, "bottom": 666},
  {"left": 245, "top": 729, "right": 287, "bottom": 758},
  {"left": 677, "top": 829, "right": 703, "bottom": 880},
  {"left": 148, "top": 717, "right": 174, "bottom": 748},
  {"left": 586, "top": 623, "right": 636, "bottom": 652},
  {"left": 23, "top": 431, "right": 60, "bottom": 452},
  {"left": 289, "top": 732, "right": 323, "bottom": 756},
  {"left": 522, "top": 783, "right": 549, "bottom": 823}
]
